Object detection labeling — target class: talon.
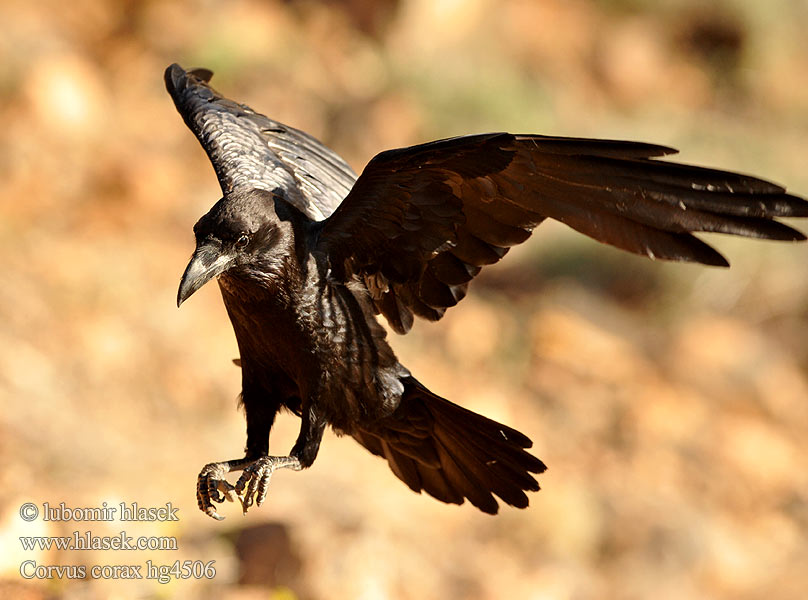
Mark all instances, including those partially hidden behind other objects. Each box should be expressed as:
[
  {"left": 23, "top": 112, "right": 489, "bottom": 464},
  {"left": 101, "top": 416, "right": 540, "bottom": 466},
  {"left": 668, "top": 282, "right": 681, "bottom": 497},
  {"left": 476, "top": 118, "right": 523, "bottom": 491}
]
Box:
[
  {"left": 196, "top": 456, "right": 301, "bottom": 519},
  {"left": 234, "top": 456, "right": 281, "bottom": 515},
  {"left": 237, "top": 461, "right": 263, "bottom": 515},
  {"left": 197, "top": 461, "right": 240, "bottom": 520},
  {"left": 204, "top": 506, "right": 225, "bottom": 521}
]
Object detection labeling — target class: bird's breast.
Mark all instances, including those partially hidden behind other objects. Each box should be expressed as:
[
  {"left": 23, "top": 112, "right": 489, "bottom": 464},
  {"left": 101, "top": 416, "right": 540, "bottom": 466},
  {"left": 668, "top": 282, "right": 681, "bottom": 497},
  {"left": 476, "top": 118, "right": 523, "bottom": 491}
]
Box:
[{"left": 220, "top": 275, "right": 403, "bottom": 425}]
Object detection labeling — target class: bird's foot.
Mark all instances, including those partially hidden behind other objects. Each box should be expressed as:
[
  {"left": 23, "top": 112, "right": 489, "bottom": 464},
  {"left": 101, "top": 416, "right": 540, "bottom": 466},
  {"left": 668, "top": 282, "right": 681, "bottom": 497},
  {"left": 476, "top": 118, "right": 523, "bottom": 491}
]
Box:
[
  {"left": 234, "top": 455, "right": 302, "bottom": 515},
  {"left": 196, "top": 459, "right": 246, "bottom": 520}
]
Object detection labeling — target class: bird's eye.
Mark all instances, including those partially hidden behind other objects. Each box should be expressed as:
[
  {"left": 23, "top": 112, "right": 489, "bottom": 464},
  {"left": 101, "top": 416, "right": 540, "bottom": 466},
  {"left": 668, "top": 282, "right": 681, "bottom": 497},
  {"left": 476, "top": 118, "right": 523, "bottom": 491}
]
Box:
[{"left": 235, "top": 234, "right": 250, "bottom": 248}]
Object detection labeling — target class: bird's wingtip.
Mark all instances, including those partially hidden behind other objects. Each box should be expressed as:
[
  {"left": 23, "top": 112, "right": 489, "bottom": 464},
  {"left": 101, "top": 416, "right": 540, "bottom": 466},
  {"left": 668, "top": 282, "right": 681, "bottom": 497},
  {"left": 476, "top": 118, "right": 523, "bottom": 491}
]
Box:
[
  {"left": 164, "top": 63, "right": 185, "bottom": 94},
  {"left": 164, "top": 63, "right": 214, "bottom": 95}
]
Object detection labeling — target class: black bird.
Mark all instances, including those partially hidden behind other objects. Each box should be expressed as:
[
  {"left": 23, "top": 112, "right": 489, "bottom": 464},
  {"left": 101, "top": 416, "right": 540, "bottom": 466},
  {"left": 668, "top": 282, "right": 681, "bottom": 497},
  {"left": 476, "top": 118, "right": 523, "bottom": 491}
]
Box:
[{"left": 166, "top": 63, "right": 807, "bottom": 519}]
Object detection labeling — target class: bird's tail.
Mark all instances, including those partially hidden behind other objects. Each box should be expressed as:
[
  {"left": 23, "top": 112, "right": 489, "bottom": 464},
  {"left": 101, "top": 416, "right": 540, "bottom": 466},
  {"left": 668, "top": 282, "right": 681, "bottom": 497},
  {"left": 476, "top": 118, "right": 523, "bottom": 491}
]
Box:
[{"left": 352, "top": 377, "right": 546, "bottom": 513}]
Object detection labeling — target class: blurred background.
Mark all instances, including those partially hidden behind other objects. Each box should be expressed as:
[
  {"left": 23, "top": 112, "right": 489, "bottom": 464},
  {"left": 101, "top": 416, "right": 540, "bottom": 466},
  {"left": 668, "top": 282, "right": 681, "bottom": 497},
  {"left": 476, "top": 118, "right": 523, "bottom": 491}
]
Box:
[{"left": 1, "top": 0, "right": 808, "bottom": 598}]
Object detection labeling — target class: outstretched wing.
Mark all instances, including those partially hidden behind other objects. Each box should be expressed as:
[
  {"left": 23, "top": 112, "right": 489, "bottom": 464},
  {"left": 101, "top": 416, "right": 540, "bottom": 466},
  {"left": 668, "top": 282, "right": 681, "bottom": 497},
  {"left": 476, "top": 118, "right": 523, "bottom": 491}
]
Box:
[
  {"left": 164, "top": 63, "right": 356, "bottom": 221},
  {"left": 317, "top": 133, "right": 808, "bottom": 333}
]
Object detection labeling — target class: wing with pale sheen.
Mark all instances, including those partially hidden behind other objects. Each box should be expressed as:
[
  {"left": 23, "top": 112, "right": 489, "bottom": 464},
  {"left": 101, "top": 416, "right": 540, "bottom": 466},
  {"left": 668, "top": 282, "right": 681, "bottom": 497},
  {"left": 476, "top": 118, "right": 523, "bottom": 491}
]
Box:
[{"left": 165, "top": 63, "right": 356, "bottom": 221}]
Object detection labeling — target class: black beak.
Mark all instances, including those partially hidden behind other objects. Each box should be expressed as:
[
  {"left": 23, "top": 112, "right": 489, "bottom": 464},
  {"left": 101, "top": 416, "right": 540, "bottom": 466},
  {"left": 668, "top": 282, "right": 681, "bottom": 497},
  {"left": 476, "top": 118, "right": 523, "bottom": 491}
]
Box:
[{"left": 177, "top": 242, "right": 233, "bottom": 307}]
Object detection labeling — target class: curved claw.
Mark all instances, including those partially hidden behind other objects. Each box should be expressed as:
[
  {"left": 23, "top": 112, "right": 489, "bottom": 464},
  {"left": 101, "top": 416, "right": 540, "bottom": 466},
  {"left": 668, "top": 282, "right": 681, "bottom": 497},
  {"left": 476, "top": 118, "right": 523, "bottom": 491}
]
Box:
[
  {"left": 234, "top": 455, "right": 302, "bottom": 515},
  {"left": 197, "top": 462, "right": 238, "bottom": 520},
  {"left": 235, "top": 457, "right": 273, "bottom": 515},
  {"left": 196, "top": 455, "right": 302, "bottom": 519}
]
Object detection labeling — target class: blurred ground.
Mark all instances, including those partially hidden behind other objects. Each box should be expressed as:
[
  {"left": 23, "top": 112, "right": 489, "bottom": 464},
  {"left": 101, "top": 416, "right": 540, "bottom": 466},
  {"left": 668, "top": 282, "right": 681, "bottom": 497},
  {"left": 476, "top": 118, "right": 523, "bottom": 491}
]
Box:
[{"left": 1, "top": 1, "right": 808, "bottom": 599}]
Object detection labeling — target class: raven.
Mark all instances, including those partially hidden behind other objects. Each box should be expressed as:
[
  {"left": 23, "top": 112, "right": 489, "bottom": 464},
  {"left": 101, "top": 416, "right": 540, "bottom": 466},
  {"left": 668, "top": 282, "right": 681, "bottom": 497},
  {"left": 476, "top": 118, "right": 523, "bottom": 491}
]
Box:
[{"left": 166, "top": 63, "right": 807, "bottom": 519}]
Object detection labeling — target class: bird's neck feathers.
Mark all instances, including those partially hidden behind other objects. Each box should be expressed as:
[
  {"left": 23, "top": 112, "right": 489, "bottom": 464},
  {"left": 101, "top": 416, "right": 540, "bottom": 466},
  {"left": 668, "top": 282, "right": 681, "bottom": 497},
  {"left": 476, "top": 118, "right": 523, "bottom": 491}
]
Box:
[
  {"left": 219, "top": 238, "right": 303, "bottom": 299},
  {"left": 219, "top": 199, "right": 314, "bottom": 304}
]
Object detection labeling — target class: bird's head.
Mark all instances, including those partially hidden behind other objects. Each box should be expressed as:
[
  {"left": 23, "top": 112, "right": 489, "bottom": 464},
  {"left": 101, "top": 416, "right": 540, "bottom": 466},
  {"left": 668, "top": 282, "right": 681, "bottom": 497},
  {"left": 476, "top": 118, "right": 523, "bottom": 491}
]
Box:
[{"left": 177, "top": 189, "right": 298, "bottom": 306}]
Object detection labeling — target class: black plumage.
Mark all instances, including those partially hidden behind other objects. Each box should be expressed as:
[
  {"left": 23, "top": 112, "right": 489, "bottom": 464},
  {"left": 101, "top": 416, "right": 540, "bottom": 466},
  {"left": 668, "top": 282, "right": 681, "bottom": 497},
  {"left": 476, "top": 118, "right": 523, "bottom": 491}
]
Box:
[{"left": 166, "top": 63, "right": 807, "bottom": 519}]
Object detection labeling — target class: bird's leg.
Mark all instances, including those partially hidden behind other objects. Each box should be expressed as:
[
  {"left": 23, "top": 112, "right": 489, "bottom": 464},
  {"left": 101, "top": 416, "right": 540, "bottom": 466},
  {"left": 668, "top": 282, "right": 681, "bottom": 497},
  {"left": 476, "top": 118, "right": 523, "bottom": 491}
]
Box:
[
  {"left": 235, "top": 404, "right": 327, "bottom": 515},
  {"left": 196, "top": 394, "right": 281, "bottom": 520},
  {"left": 291, "top": 404, "right": 328, "bottom": 467}
]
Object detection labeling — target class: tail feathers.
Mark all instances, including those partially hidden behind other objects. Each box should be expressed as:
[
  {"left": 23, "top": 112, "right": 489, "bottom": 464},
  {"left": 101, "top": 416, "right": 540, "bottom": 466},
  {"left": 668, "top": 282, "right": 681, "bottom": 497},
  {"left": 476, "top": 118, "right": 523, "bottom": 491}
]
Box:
[{"left": 352, "top": 378, "right": 546, "bottom": 514}]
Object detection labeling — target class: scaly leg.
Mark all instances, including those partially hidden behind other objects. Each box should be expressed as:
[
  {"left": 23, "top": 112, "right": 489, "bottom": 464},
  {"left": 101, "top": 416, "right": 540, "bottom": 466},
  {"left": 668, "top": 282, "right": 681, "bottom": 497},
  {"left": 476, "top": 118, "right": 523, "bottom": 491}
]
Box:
[
  {"left": 197, "top": 403, "right": 326, "bottom": 520},
  {"left": 196, "top": 399, "right": 275, "bottom": 520},
  {"left": 234, "top": 406, "right": 326, "bottom": 514},
  {"left": 196, "top": 455, "right": 303, "bottom": 519}
]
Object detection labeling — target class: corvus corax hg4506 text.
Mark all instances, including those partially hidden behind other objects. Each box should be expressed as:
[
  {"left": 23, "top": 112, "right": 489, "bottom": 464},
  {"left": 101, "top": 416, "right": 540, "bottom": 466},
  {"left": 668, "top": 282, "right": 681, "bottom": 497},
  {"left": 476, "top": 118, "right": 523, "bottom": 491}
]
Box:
[{"left": 166, "top": 64, "right": 807, "bottom": 519}]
